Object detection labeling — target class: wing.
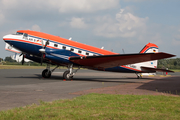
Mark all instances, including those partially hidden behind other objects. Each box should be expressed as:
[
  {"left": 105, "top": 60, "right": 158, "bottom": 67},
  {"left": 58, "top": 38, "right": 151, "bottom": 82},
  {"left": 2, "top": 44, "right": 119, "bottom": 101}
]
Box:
[
  {"left": 70, "top": 52, "right": 175, "bottom": 68},
  {"left": 5, "top": 43, "right": 21, "bottom": 53},
  {"left": 141, "top": 66, "right": 174, "bottom": 73}
]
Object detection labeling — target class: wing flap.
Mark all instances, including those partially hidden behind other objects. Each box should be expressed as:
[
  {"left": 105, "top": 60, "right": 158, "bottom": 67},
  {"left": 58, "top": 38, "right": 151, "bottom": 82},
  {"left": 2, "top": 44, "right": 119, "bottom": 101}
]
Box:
[{"left": 70, "top": 52, "right": 175, "bottom": 68}]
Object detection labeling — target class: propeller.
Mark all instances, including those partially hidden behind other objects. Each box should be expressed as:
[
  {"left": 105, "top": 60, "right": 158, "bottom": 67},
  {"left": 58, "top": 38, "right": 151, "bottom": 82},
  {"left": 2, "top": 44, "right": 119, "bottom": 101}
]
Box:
[
  {"left": 19, "top": 53, "right": 25, "bottom": 65},
  {"left": 39, "top": 39, "right": 49, "bottom": 65}
]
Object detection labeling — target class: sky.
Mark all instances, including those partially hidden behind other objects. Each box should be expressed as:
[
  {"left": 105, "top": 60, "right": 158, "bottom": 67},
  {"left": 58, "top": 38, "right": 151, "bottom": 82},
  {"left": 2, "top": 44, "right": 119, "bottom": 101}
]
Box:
[{"left": 0, "top": 0, "right": 180, "bottom": 59}]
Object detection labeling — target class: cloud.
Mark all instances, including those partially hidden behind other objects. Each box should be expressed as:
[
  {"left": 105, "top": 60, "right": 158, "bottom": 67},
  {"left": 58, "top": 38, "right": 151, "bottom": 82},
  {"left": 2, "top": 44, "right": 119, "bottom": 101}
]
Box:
[
  {"left": 31, "top": 25, "right": 41, "bottom": 31},
  {"left": 172, "top": 28, "right": 180, "bottom": 46},
  {"left": 0, "top": 0, "right": 119, "bottom": 14},
  {"left": 48, "top": 0, "right": 120, "bottom": 13},
  {"left": 0, "top": 10, "right": 5, "bottom": 25},
  {"left": 94, "top": 9, "right": 148, "bottom": 38},
  {"left": 70, "top": 17, "right": 88, "bottom": 29},
  {"left": 123, "top": 0, "right": 146, "bottom": 2}
]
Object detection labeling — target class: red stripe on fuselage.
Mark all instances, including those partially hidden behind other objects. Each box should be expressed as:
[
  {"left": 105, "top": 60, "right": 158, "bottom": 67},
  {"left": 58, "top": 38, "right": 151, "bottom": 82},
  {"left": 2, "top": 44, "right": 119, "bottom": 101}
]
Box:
[
  {"left": 4, "top": 38, "right": 86, "bottom": 57},
  {"left": 4, "top": 38, "right": 58, "bottom": 50},
  {"left": 17, "top": 30, "right": 117, "bottom": 55},
  {"left": 121, "top": 65, "right": 142, "bottom": 72}
]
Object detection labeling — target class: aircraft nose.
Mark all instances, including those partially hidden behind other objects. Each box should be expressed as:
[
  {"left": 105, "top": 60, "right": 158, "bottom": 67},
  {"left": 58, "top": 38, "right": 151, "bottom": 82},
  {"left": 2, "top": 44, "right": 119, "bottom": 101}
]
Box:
[{"left": 3, "top": 35, "right": 9, "bottom": 41}]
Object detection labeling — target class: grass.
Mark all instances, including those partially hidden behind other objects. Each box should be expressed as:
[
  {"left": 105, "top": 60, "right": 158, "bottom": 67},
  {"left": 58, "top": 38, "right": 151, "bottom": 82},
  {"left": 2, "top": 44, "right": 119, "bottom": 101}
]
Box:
[
  {"left": 0, "top": 65, "right": 46, "bottom": 69},
  {"left": 170, "top": 69, "right": 180, "bottom": 72},
  {"left": 0, "top": 93, "right": 180, "bottom": 120},
  {"left": 0, "top": 65, "right": 68, "bottom": 69}
]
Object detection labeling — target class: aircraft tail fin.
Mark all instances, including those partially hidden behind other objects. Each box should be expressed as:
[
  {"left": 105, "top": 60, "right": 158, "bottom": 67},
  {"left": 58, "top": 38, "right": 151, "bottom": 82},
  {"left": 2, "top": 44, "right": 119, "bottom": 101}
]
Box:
[
  {"left": 139, "top": 43, "right": 158, "bottom": 54},
  {"left": 139, "top": 43, "right": 159, "bottom": 68}
]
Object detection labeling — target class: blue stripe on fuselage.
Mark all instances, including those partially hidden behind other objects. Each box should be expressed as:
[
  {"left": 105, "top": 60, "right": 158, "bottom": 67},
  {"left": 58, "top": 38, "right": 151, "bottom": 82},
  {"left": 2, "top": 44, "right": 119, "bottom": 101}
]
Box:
[{"left": 6, "top": 40, "right": 43, "bottom": 55}]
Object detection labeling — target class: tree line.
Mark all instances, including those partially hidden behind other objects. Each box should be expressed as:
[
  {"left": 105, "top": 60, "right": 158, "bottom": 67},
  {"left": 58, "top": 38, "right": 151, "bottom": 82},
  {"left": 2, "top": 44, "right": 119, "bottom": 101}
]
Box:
[{"left": 158, "top": 58, "right": 180, "bottom": 69}]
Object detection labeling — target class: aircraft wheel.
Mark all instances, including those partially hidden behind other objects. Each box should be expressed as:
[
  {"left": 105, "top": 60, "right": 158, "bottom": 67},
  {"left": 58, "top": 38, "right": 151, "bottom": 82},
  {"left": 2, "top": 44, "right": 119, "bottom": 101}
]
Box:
[
  {"left": 42, "top": 69, "right": 51, "bottom": 78},
  {"left": 63, "top": 70, "right": 73, "bottom": 80},
  {"left": 140, "top": 75, "right": 142, "bottom": 79},
  {"left": 137, "top": 75, "right": 142, "bottom": 79}
]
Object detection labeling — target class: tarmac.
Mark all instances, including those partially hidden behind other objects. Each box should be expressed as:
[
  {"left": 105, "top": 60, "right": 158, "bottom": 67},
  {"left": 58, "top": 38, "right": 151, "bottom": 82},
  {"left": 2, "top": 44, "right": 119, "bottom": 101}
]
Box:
[{"left": 0, "top": 69, "right": 179, "bottom": 111}]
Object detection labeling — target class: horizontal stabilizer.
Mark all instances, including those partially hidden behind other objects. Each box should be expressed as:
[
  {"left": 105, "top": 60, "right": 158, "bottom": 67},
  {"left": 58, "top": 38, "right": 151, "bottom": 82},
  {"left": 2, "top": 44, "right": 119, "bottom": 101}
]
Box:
[
  {"left": 70, "top": 52, "right": 175, "bottom": 68},
  {"left": 141, "top": 66, "right": 174, "bottom": 73}
]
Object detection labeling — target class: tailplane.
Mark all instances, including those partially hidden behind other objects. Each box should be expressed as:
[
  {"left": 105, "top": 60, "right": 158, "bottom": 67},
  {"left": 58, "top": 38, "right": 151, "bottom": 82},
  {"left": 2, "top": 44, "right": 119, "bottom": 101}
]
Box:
[{"left": 138, "top": 43, "right": 174, "bottom": 76}]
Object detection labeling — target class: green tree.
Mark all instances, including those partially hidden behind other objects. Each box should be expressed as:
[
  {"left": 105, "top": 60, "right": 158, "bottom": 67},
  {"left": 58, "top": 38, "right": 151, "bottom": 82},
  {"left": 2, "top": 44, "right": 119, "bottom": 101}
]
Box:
[{"left": 5, "top": 57, "right": 16, "bottom": 62}]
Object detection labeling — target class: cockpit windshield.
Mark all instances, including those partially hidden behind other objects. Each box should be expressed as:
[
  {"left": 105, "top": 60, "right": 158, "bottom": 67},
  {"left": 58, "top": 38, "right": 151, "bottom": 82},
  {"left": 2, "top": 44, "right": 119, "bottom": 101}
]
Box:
[
  {"left": 16, "top": 32, "right": 23, "bottom": 35},
  {"left": 23, "top": 33, "right": 28, "bottom": 37}
]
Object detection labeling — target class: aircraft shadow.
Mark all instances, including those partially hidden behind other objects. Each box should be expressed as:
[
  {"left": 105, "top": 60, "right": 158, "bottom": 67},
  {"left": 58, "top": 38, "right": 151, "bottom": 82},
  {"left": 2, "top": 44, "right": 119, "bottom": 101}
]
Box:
[
  {"left": 137, "top": 76, "right": 180, "bottom": 95},
  {"left": 6, "top": 74, "right": 153, "bottom": 84},
  {"left": 36, "top": 74, "right": 155, "bottom": 84}
]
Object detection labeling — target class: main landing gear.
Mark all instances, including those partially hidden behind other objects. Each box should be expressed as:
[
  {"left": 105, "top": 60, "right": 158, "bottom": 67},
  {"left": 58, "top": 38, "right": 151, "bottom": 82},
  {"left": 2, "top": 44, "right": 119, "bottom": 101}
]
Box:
[
  {"left": 136, "top": 73, "right": 142, "bottom": 79},
  {"left": 41, "top": 64, "right": 80, "bottom": 80},
  {"left": 63, "top": 64, "right": 80, "bottom": 80},
  {"left": 42, "top": 64, "right": 59, "bottom": 78}
]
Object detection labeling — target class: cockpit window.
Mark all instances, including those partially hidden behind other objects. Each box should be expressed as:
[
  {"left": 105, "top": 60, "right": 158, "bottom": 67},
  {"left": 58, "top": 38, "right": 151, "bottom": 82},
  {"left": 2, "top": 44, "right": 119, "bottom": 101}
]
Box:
[
  {"left": 23, "top": 33, "right": 28, "bottom": 37},
  {"left": 16, "top": 32, "right": 23, "bottom": 35}
]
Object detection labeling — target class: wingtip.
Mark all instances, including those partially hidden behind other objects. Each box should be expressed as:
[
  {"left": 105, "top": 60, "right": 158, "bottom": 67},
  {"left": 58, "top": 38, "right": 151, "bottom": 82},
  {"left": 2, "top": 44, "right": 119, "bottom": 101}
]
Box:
[{"left": 159, "top": 52, "right": 176, "bottom": 58}]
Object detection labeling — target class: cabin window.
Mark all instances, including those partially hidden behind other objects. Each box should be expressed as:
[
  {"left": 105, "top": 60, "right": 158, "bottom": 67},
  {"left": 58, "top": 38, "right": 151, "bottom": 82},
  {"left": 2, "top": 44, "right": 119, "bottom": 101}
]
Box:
[
  {"left": 78, "top": 50, "right": 82, "bottom": 54},
  {"left": 86, "top": 52, "right": 89, "bottom": 56},
  {"left": 70, "top": 48, "right": 74, "bottom": 51},
  {"left": 63, "top": 46, "right": 66, "bottom": 49},
  {"left": 54, "top": 44, "right": 58, "bottom": 47}
]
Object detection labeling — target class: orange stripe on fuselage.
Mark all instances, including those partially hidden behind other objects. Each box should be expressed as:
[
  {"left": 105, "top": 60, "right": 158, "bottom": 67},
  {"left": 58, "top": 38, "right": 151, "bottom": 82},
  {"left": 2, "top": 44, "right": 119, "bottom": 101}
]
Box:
[
  {"left": 121, "top": 65, "right": 142, "bottom": 72},
  {"left": 4, "top": 38, "right": 58, "bottom": 50},
  {"left": 17, "top": 30, "right": 117, "bottom": 55}
]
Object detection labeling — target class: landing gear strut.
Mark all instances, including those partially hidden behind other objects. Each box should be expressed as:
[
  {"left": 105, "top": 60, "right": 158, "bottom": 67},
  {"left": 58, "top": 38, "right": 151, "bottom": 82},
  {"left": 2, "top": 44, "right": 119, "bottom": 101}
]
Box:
[
  {"left": 136, "top": 73, "right": 142, "bottom": 79},
  {"left": 63, "top": 64, "right": 80, "bottom": 80},
  {"left": 42, "top": 64, "right": 59, "bottom": 78}
]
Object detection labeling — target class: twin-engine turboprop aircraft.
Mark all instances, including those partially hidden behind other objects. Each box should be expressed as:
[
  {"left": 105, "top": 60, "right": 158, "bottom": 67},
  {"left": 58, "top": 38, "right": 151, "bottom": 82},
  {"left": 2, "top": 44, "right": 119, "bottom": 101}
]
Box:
[{"left": 3, "top": 30, "right": 175, "bottom": 79}]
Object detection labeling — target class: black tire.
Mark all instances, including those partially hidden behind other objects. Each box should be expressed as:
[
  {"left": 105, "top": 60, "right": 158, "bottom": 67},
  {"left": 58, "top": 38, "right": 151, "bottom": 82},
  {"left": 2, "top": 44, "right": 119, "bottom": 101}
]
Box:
[
  {"left": 140, "top": 75, "right": 142, "bottom": 79},
  {"left": 63, "top": 70, "right": 73, "bottom": 80},
  {"left": 137, "top": 75, "right": 142, "bottom": 79},
  {"left": 42, "top": 69, "right": 51, "bottom": 78}
]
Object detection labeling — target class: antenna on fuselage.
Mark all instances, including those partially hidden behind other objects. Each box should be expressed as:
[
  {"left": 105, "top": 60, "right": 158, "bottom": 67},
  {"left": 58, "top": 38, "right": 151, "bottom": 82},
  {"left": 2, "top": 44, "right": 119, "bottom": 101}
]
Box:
[
  {"left": 122, "top": 49, "right": 125, "bottom": 54},
  {"left": 69, "top": 37, "right": 72, "bottom": 40},
  {"left": 101, "top": 47, "right": 104, "bottom": 49}
]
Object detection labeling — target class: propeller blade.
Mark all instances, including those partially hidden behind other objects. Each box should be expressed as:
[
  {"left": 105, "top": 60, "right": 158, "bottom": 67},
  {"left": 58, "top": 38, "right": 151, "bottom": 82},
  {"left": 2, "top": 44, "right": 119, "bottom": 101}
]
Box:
[
  {"left": 41, "top": 39, "right": 44, "bottom": 48},
  {"left": 44, "top": 39, "right": 49, "bottom": 49},
  {"left": 39, "top": 39, "right": 49, "bottom": 65},
  {"left": 40, "top": 54, "right": 45, "bottom": 66},
  {"left": 19, "top": 53, "right": 23, "bottom": 57},
  {"left": 22, "top": 55, "right": 24, "bottom": 65},
  {"left": 41, "top": 55, "right": 43, "bottom": 66}
]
